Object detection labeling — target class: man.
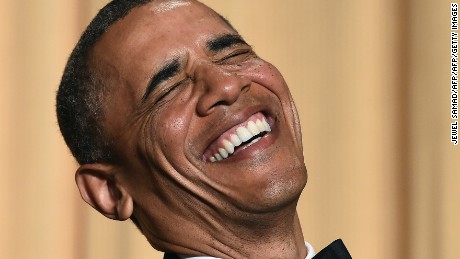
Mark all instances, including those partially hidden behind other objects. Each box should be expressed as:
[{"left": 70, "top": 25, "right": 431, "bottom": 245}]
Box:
[{"left": 56, "top": 0, "right": 351, "bottom": 258}]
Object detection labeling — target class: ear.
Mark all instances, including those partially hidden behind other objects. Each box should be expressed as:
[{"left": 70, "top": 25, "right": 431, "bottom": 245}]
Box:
[{"left": 75, "top": 164, "right": 133, "bottom": 221}]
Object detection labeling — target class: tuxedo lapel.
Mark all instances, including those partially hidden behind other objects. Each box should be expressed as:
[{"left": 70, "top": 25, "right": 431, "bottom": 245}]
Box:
[{"left": 313, "top": 239, "right": 352, "bottom": 259}]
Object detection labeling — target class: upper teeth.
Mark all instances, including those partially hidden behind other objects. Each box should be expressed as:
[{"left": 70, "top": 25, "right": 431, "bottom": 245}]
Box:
[{"left": 209, "top": 117, "right": 271, "bottom": 162}]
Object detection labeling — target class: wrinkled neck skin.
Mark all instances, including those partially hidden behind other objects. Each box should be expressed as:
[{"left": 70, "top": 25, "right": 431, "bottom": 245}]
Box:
[{"left": 135, "top": 198, "right": 306, "bottom": 259}]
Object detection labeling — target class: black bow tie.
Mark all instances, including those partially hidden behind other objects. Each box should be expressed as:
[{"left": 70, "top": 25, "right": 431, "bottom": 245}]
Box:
[{"left": 313, "top": 239, "right": 352, "bottom": 259}]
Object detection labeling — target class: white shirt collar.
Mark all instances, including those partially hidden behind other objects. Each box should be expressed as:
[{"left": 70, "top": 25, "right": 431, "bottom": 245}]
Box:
[
  {"left": 305, "top": 241, "right": 316, "bottom": 259},
  {"left": 179, "top": 241, "right": 316, "bottom": 259}
]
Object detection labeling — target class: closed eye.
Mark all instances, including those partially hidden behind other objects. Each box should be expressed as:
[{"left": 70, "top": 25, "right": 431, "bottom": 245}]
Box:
[
  {"left": 216, "top": 49, "right": 254, "bottom": 64},
  {"left": 155, "top": 77, "right": 190, "bottom": 105}
]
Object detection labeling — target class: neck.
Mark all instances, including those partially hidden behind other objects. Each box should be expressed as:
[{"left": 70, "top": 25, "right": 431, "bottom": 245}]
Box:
[
  {"left": 214, "top": 209, "right": 307, "bottom": 259},
  {"left": 140, "top": 201, "right": 306, "bottom": 259}
]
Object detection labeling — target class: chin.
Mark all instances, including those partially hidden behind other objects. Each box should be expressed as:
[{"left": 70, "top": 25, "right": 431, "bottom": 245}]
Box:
[{"left": 232, "top": 161, "right": 308, "bottom": 214}]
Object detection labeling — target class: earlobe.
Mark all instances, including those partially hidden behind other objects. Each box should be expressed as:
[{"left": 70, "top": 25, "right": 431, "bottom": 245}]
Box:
[
  {"left": 117, "top": 189, "right": 134, "bottom": 220},
  {"left": 75, "top": 164, "right": 133, "bottom": 221}
]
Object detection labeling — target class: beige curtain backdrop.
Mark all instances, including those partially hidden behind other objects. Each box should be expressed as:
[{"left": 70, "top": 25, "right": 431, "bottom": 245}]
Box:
[{"left": 0, "top": 0, "right": 458, "bottom": 258}]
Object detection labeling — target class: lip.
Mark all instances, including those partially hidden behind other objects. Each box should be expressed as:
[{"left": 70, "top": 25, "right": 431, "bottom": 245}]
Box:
[{"left": 202, "top": 105, "right": 277, "bottom": 162}]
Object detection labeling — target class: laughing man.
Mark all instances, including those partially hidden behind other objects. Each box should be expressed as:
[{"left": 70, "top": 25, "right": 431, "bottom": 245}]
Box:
[{"left": 56, "top": 0, "right": 351, "bottom": 258}]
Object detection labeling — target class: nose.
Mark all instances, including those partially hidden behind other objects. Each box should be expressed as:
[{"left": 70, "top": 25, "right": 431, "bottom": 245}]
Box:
[{"left": 195, "top": 63, "right": 251, "bottom": 116}]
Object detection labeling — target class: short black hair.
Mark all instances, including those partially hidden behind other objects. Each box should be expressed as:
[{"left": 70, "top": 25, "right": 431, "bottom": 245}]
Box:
[{"left": 56, "top": 0, "right": 153, "bottom": 165}]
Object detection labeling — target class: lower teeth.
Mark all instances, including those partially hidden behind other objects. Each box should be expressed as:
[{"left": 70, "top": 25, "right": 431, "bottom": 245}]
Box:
[{"left": 246, "top": 137, "right": 261, "bottom": 148}]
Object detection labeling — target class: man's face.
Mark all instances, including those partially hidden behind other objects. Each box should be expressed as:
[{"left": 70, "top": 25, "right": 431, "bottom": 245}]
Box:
[{"left": 93, "top": 0, "right": 307, "bottom": 227}]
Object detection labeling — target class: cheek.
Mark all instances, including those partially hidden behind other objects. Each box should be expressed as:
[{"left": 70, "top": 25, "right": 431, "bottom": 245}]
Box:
[
  {"left": 170, "top": 117, "right": 186, "bottom": 131},
  {"left": 245, "top": 60, "right": 292, "bottom": 98},
  {"left": 154, "top": 112, "right": 188, "bottom": 149},
  {"left": 150, "top": 95, "right": 196, "bottom": 159}
]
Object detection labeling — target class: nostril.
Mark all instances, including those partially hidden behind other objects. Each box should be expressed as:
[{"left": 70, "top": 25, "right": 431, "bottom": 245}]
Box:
[
  {"left": 211, "top": 100, "right": 227, "bottom": 109},
  {"left": 241, "top": 84, "right": 250, "bottom": 94}
]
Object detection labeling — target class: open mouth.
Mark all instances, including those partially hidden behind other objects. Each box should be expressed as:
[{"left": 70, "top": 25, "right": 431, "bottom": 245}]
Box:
[{"left": 203, "top": 112, "right": 272, "bottom": 162}]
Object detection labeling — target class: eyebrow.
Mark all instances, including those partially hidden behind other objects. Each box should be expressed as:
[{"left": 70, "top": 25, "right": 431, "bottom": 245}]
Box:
[
  {"left": 207, "top": 34, "right": 249, "bottom": 52},
  {"left": 142, "top": 58, "right": 180, "bottom": 102}
]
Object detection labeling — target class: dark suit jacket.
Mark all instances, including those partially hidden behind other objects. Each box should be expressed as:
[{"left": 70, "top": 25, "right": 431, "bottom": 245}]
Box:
[{"left": 163, "top": 239, "right": 351, "bottom": 259}]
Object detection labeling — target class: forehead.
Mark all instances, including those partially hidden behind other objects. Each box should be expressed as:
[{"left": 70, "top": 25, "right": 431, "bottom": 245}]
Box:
[
  {"left": 91, "top": 0, "right": 234, "bottom": 78},
  {"left": 105, "top": 0, "right": 225, "bottom": 42}
]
